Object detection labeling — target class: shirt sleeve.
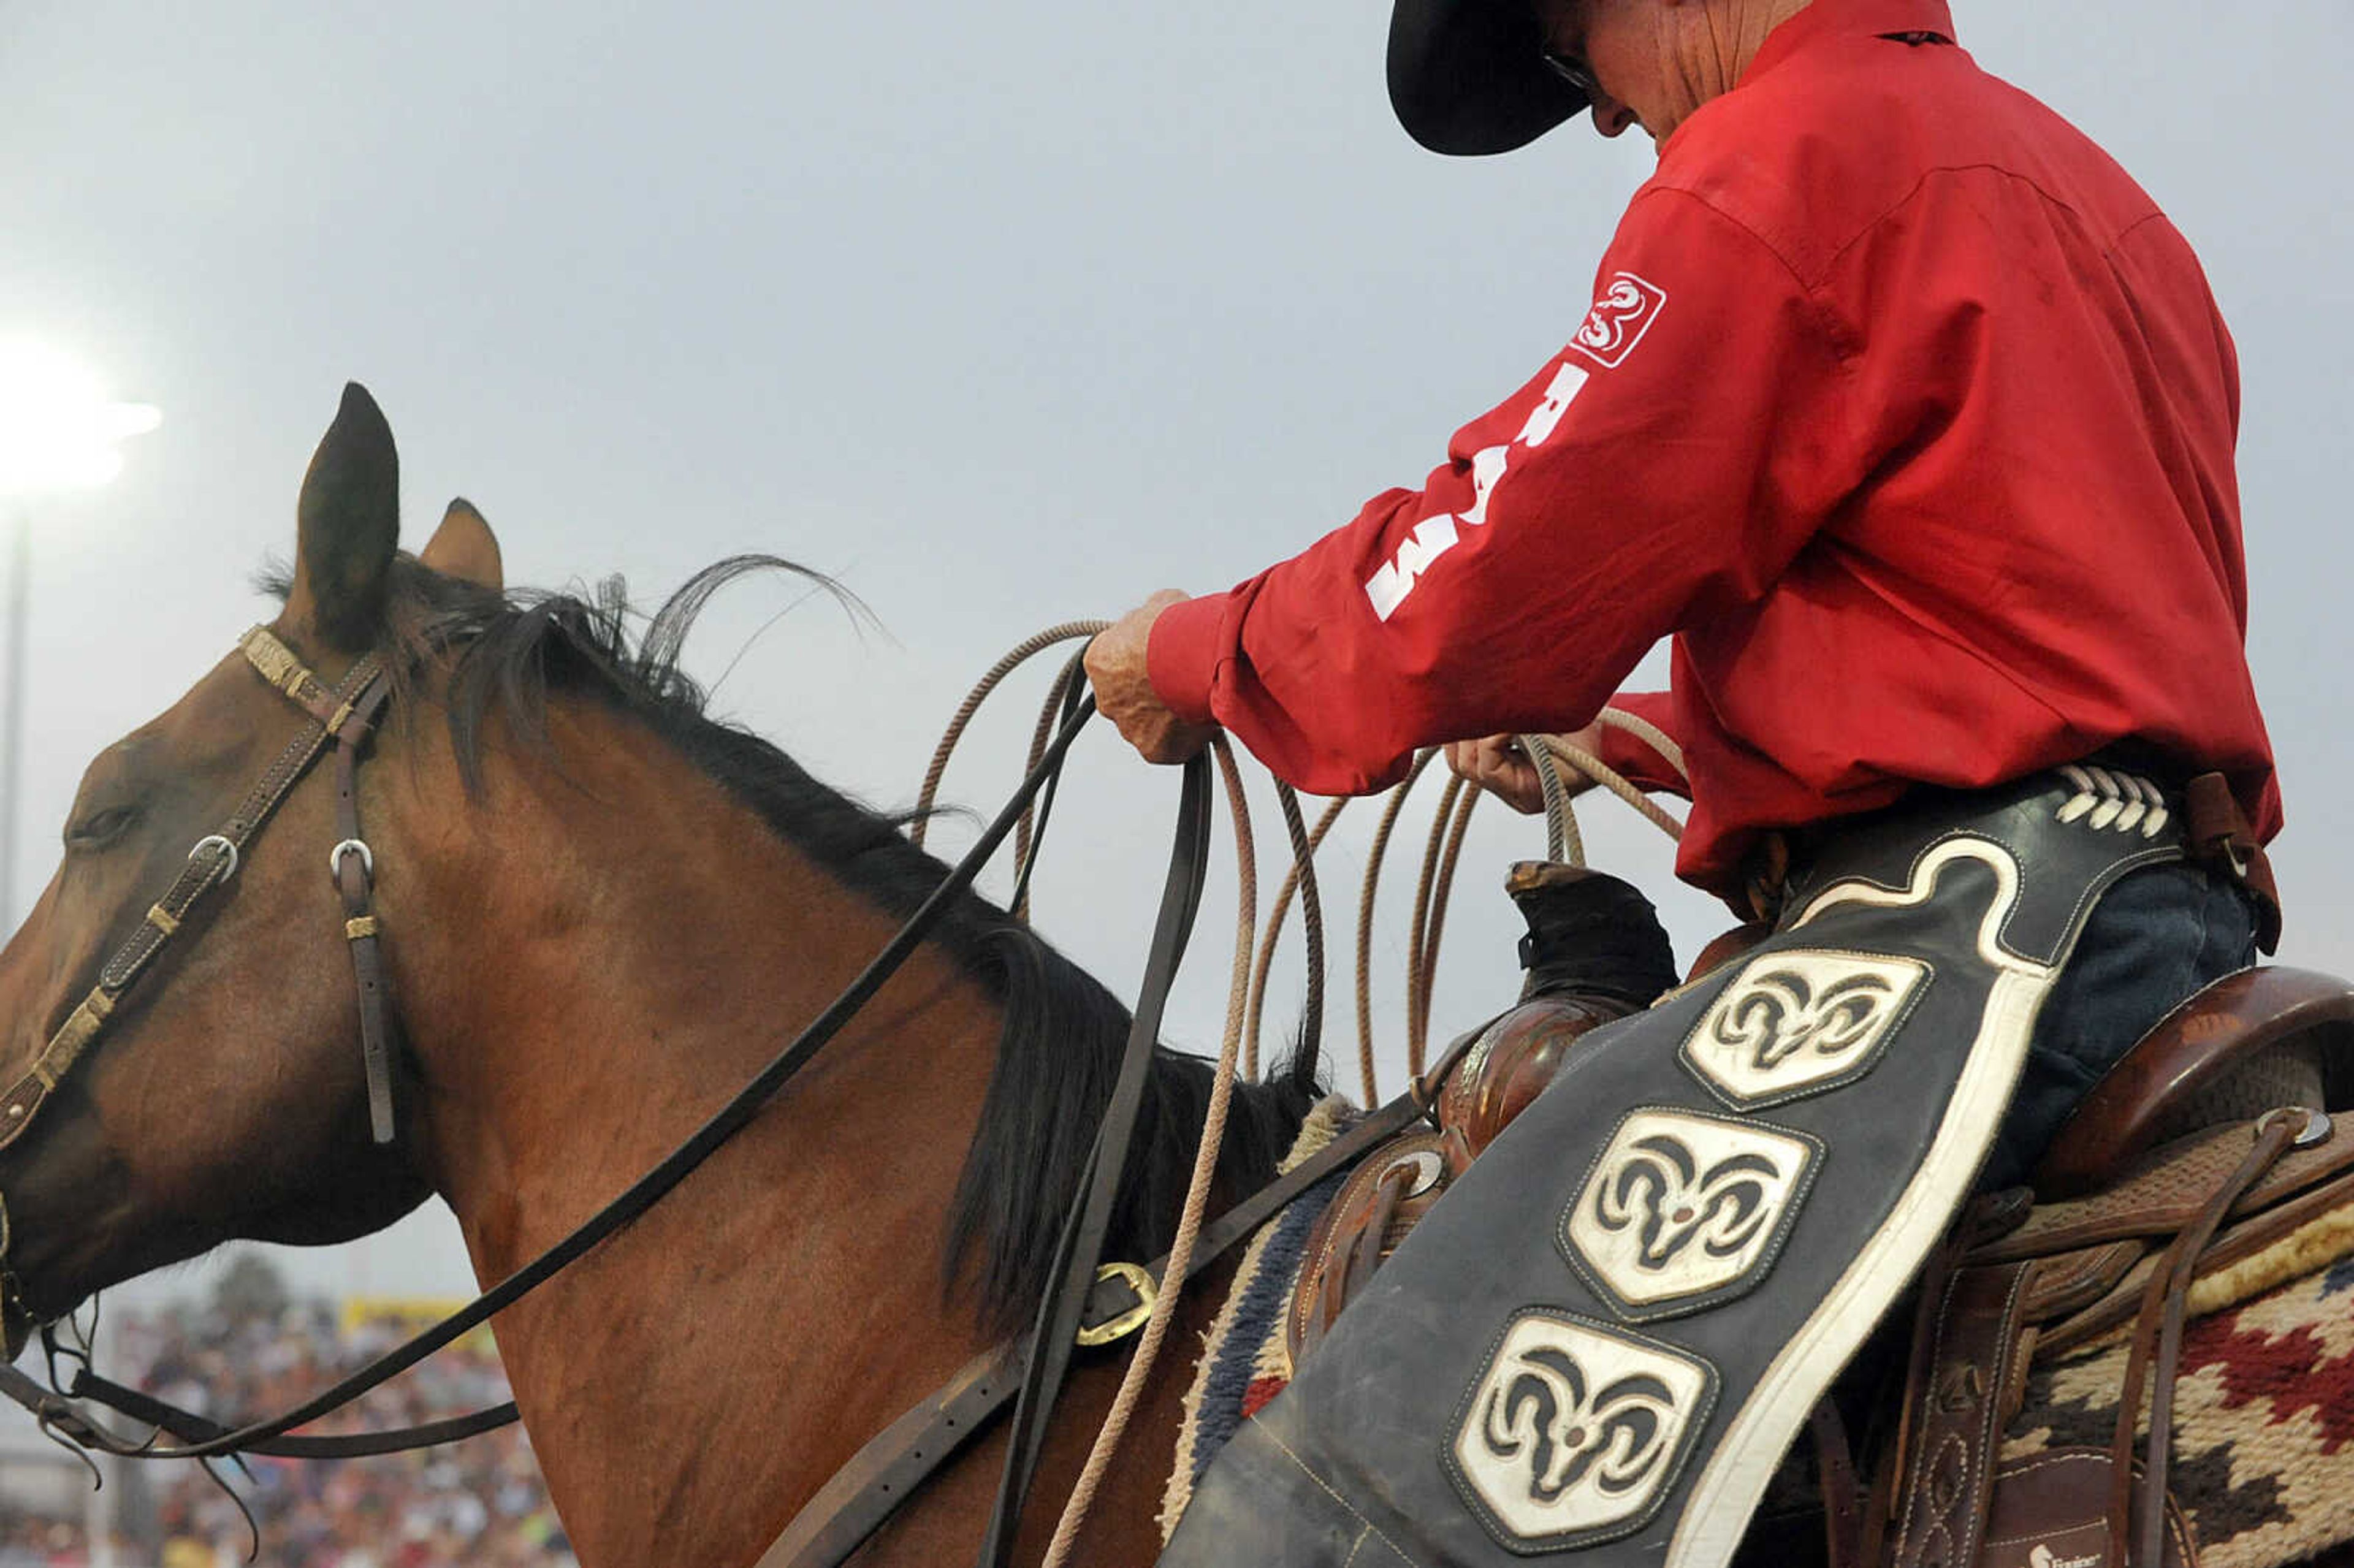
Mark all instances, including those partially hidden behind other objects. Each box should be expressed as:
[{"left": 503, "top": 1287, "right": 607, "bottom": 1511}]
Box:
[
  {"left": 1593, "top": 690, "right": 1689, "bottom": 799},
  {"left": 1146, "top": 188, "right": 1853, "bottom": 796}
]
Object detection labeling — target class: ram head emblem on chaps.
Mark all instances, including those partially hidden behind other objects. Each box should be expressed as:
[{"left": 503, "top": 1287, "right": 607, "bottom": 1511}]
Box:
[
  {"left": 1715, "top": 969, "right": 1894, "bottom": 1071},
  {"left": 1593, "top": 1133, "right": 1779, "bottom": 1269},
  {"left": 1479, "top": 1347, "right": 1676, "bottom": 1505},
  {"left": 1451, "top": 1311, "right": 1715, "bottom": 1548},
  {"left": 1682, "top": 950, "right": 1929, "bottom": 1105},
  {"left": 1563, "top": 1109, "right": 1819, "bottom": 1316}
]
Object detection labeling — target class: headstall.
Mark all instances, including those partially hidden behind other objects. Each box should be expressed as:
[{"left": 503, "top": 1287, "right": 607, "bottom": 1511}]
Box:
[{"left": 0, "top": 628, "right": 400, "bottom": 1314}]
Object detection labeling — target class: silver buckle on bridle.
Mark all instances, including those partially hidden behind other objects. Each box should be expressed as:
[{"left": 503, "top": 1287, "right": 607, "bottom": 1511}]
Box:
[
  {"left": 189, "top": 835, "right": 240, "bottom": 884},
  {"left": 328, "top": 839, "right": 373, "bottom": 884}
]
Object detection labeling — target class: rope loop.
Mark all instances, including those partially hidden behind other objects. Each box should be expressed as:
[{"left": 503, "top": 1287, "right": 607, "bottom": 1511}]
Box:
[{"left": 912, "top": 639, "right": 1693, "bottom": 1558}]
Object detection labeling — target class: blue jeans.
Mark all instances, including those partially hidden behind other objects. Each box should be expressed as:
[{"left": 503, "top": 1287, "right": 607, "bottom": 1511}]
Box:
[{"left": 1980, "top": 860, "right": 2260, "bottom": 1189}]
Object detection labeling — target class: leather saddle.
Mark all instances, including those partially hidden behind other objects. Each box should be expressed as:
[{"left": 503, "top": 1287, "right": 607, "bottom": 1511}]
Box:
[
  {"left": 1863, "top": 965, "right": 2354, "bottom": 1568},
  {"left": 2034, "top": 965, "right": 2354, "bottom": 1196},
  {"left": 1290, "top": 858, "right": 2354, "bottom": 1567}
]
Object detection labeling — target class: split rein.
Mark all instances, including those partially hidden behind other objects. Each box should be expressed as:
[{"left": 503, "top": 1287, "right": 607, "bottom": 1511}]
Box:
[
  {"left": 908, "top": 631, "right": 1688, "bottom": 1109},
  {"left": 0, "top": 617, "right": 1393, "bottom": 1568},
  {"left": 0, "top": 622, "right": 1122, "bottom": 1473},
  {"left": 0, "top": 617, "right": 1692, "bottom": 1568}
]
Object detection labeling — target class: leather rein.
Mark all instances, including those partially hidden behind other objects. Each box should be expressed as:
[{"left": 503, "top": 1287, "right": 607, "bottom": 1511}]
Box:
[{"left": 0, "top": 624, "right": 1402, "bottom": 1567}]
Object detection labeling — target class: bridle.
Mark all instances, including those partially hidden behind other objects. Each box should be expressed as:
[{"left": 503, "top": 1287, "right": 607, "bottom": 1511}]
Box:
[
  {"left": 0, "top": 620, "right": 1418, "bottom": 1568},
  {"left": 0, "top": 626, "right": 400, "bottom": 1334},
  {"left": 0, "top": 619, "right": 1122, "bottom": 1470}
]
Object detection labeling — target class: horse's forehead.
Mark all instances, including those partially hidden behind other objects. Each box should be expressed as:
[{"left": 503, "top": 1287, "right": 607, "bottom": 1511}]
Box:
[
  {"left": 98, "top": 647, "right": 277, "bottom": 777},
  {"left": 82, "top": 733, "right": 147, "bottom": 782}
]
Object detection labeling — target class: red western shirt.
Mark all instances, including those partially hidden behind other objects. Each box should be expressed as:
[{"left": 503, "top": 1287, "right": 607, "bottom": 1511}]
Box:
[{"left": 1146, "top": 0, "right": 2279, "bottom": 899}]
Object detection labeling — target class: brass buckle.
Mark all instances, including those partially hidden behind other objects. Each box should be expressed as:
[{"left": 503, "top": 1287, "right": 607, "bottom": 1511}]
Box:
[{"left": 1074, "top": 1261, "right": 1156, "bottom": 1347}]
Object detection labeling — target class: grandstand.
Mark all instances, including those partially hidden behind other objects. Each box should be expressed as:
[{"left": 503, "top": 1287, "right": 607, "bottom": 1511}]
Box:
[{"left": 0, "top": 1258, "right": 571, "bottom": 1567}]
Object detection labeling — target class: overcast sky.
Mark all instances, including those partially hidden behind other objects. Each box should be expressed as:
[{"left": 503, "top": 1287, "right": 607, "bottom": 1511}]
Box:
[{"left": 0, "top": 1, "right": 2346, "bottom": 1316}]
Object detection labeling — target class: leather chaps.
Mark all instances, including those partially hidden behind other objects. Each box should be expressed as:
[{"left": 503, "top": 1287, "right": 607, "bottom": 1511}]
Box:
[{"left": 1156, "top": 771, "right": 2187, "bottom": 1568}]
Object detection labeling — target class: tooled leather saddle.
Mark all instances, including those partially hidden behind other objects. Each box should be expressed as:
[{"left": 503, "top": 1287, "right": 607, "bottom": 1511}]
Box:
[{"left": 1293, "top": 867, "right": 2354, "bottom": 1568}]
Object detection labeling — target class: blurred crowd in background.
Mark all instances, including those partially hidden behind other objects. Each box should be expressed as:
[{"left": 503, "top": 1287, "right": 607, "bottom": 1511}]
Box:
[{"left": 0, "top": 1257, "right": 572, "bottom": 1567}]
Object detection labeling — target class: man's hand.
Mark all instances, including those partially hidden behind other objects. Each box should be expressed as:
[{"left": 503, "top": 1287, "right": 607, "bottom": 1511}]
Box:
[
  {"left": 1445, "top": 726, "right": 1605, "bottom": 814},
  {"left": 1086, "top": 590, "right": 1220, "bottom": 764}
]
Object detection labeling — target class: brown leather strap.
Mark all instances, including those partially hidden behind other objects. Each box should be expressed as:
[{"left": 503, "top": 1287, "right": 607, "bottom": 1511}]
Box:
[
  {"left": 758, "top": 1092, "right": 1427, "bottom": 1568},
  {"left": 2184, "top": 770, "right": 2282, "bottom": 953},
  {"left": 239, "top": 622, "right": 360, "bottom": 731},
  {"left": 758, "top": 1347, "right": 1027, "bottom": 1568},
  {"left": 33, "top": 1365, "right": 518, "bottom": 1459},
  {"left": 1887, "top": 1258, "right": 2035, "bottom": 1568},
  {"left": 1342, "top": 1163, "right": 1410, "bottom": 1314},
  {"left": 976, "top": 757, "right": 1214, "bottom": 1568},
  {"left": 328, "top": 671, "right": 399, "bottom": 1144},
  {"left": 1807, "top": 1398, "right": 1862, "bottom": 1568},
  {"left": 2108, "top": 1108, "right": 2309, "bottom": 1564},
  {"left": 2138, "top": 1110, "right": 2307, "bottom": 1568}
]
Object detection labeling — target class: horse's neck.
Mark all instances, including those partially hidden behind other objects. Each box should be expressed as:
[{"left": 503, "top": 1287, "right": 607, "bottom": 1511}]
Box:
[{"left": 384, "top": 707, "right": 1013, "bottom": 1567}]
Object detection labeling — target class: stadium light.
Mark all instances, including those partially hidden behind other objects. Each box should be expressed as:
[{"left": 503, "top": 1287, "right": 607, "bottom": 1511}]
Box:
[{"left": 0, "top": 339, "right": 161, "bottom": 928}]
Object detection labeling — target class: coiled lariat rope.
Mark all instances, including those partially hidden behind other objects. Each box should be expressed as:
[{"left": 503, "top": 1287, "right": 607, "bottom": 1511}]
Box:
[
  {"left": 1522, "top": 732, "right": 1582, "bottom": 869},
  {"left": 919, "top": 628, "right": 1689, "bottom": 1109},
  {"left": 910, "top": 621, "right": 1111, "bottom": 913},
  {"left": 1354, "top": 748, "right": 1436, "bottom": 1103},
  {"left": 1409, "top": 771, "right": 1482, "bottom": 1077},
  {"left": 916, "top": 630, "right": 1688, "bottom": 1553},
  {"left": 1243, "top": 792, "right": 1343, "bottom": 1083},
  {"left": 1528, "top": 727, "right": 1686, "bottom": 851}
]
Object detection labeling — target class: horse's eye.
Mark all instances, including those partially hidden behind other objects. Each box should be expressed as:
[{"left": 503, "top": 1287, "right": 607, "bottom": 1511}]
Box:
[{"left": 64, "top": 805, "right": 140, "bottom": 851}]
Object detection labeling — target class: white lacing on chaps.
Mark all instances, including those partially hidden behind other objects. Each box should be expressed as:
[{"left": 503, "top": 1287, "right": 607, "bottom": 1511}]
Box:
[{"left": 2054, "top": 765, "right": 2171, "bottom": 839}]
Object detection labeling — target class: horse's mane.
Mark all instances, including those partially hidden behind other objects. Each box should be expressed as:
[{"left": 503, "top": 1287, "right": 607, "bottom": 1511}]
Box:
[{"left": 355, "top": 554, "right": 1320, "bottom": 1336}]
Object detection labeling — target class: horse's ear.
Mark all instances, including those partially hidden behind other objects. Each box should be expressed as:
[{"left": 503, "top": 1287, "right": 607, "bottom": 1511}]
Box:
[
  {"left": 419, "top": 498, "right": 504, "bottom": 592},
  {"left": 285, "top": 382, "right": 400, "bottom": 652}
]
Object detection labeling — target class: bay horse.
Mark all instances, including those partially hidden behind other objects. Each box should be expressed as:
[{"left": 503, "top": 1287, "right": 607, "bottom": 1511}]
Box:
[{"left": 0, "top": 385, "right": 1319, "bottom": 1567}]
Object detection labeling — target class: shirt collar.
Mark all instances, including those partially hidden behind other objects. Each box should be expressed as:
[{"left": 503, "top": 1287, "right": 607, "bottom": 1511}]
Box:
[{"left": 1739, "top": 0, "right": 1960, "bottom": 89}]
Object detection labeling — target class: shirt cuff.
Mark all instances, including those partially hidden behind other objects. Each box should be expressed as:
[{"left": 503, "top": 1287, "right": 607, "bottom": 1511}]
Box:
[{"left": 1145, "top": 592, "right": 1228, "bottom": 727}]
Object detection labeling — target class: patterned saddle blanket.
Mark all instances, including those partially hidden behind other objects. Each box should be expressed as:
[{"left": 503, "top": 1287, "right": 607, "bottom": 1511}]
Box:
[{"left": 2008, "top": 1252, "right": 2354, "bottom": 1568}]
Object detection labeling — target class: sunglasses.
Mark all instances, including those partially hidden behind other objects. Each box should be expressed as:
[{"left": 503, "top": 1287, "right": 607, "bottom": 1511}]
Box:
[{"left": 1541, "top": 48, "right": 1600, "bottom": 99}]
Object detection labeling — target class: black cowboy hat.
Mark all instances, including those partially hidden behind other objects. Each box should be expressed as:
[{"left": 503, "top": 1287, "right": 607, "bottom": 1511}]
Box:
[{"left": 1388, "top": 0, "right": 1588, "bottom": 155}]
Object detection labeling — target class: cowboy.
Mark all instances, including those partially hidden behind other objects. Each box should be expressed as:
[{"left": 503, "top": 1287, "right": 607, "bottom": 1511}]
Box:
[{"left": 1085, "top": 0, "right": 2281, "bottom": 1563}]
